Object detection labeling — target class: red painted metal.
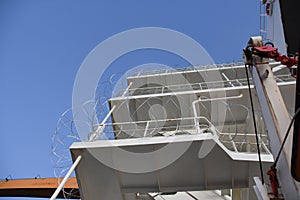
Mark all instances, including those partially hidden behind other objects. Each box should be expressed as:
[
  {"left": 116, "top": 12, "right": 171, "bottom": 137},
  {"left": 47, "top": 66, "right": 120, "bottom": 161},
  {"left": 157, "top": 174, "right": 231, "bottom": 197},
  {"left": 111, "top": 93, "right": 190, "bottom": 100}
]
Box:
[{"left": 253, "top": 45, "right": 298, "bottom": 69}]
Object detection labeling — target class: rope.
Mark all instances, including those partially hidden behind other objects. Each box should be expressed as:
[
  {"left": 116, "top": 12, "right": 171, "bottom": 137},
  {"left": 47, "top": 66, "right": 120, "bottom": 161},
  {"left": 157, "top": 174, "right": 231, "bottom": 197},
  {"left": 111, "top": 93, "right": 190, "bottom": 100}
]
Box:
[
  {"left": 244, "top": 64, "right": 265, "bottom": 184},
  {"left": 273, "top": 107, "right": 300, "bottom": 167}
]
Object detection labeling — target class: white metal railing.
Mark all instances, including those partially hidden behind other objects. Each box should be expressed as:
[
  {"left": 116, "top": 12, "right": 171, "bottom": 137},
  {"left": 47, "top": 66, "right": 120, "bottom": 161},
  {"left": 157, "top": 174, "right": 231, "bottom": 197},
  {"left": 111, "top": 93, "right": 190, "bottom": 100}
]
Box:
[
  {"left": 130, "top": 62, "right": 245, "bottom": 77},
  {"left": 128, "top": 61, "right": 284, "bottom": 78},
  {"left": 91, "top": 115, "right": 271, "bottom": 154},
  {"left": 115, "top": 74, "right": 294, "bottom": 97},
  {"left": 92, "top": 116, "right": 212, "bottom": 138},
  {"left": 115, "top": 78, "right": 251, "bottom": 97}
]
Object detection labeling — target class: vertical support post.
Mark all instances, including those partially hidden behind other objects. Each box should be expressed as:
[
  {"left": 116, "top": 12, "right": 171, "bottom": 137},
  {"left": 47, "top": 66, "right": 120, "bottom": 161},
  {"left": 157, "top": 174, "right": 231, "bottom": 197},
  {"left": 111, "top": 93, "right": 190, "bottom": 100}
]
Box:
[
  {"left": 232, "top": 188, "right": 249, "bottom": 200},
  {"left": 144, "top": 121, "right": 150, "bottom": 137},
  {"left": 192, "top": 100, "right": 202, "bottom": 134},
  {"left": 232, "top": 189, "right": 242, "bottom": 200},
  {"left": 50, "top": 155, "right": 82, "bottom": 200}
]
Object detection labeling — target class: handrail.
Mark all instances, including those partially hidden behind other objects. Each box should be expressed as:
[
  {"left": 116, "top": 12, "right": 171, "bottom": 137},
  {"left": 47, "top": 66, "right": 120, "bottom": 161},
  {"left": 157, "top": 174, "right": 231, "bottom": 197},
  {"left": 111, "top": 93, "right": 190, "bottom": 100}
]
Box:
[
  {"left": 198, "top": 93, "right": 243, "bottom": 102},
  {"left": 115, "top": 74, "right": 293, "bottom": 97}
]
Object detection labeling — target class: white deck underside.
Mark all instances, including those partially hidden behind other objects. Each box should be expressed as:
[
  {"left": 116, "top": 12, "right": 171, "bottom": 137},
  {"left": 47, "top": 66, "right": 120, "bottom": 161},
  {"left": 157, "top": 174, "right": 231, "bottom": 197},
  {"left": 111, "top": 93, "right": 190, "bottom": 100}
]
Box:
[{"left": 70, "top": 134, "right": 273, "bottom": 200}]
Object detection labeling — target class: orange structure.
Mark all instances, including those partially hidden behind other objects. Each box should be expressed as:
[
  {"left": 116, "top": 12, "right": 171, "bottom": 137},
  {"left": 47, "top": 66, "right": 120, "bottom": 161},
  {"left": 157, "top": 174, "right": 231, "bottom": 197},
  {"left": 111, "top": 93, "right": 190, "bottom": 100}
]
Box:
[{"left": 0, "top": 177, "right": 79, "bottom": 198}]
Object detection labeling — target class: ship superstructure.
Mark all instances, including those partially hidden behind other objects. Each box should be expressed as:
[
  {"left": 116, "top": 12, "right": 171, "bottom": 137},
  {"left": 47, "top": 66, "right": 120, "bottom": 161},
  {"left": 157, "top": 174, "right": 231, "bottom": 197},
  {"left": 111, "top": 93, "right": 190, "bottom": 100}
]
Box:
[
  {"left": 68, "top": 62, "right": 295, "bottom": 200},
  {"left": 1, "top": 0, "right": 300, "bottom": 199}
]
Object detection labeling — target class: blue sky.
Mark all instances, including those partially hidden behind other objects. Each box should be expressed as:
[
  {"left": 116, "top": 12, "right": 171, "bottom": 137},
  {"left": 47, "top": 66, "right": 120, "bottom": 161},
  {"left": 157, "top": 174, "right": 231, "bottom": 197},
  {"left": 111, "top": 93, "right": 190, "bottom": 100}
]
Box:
[{"left": 0, "top": 1, "right": 259, "bottom": 199}]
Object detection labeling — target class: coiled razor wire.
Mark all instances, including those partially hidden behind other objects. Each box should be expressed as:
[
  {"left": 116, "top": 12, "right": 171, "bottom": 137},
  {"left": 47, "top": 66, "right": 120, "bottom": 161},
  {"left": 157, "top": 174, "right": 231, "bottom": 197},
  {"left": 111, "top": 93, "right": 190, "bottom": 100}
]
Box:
[
  {"left": 51, "top": 99, "right": 111, "bottom": 199},
  {"left": 51, "top": 66, "right": 270, "bottom": 199}
]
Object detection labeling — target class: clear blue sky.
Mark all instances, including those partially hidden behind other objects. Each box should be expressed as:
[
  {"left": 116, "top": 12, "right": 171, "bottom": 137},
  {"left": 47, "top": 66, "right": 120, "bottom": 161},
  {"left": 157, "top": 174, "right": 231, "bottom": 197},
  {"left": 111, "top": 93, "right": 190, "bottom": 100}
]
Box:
[{"left": 0, "top": 1, "right": 259, "bottom": 199}]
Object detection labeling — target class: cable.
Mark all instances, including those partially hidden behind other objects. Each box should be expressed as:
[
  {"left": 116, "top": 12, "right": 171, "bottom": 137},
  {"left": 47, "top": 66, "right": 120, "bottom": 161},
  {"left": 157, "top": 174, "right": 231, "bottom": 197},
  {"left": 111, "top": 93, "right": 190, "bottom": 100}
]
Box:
[
  {"left": 244, "top": 64, "right": 265, "bottom": 184},
  {"left": 273, "top": 107, "right": 300, "bottom": 167}
]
